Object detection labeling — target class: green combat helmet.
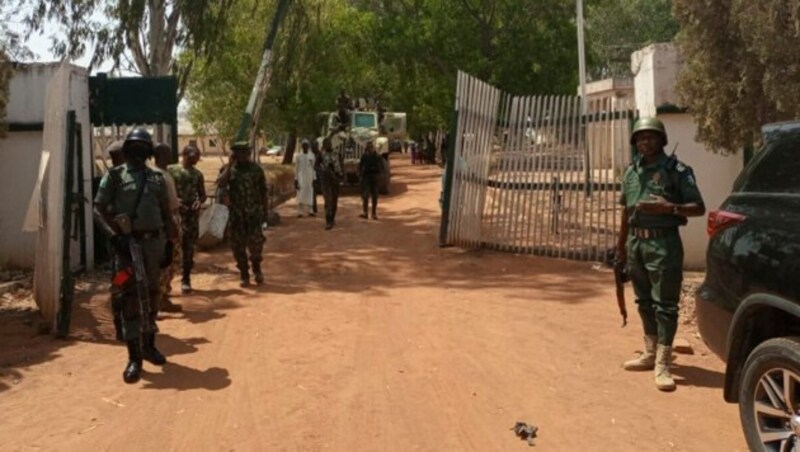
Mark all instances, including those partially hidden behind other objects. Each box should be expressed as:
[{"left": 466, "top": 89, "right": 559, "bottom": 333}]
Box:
[{"left": 630, "top": 117, "right": 668, "bottom": 146}]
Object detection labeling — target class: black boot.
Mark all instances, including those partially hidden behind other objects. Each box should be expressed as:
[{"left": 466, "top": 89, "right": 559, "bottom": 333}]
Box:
[
  {"left": 252, "top": 261, "right": 264, "bottom": 285},
  {"left": 123, "top": 339, "right": 143, "bottom": 384},
  {"left": 239, "top": 268, "right": 250, "bottom": 287},
  {"left": 181, "top": 268, "right": 192, "bottom": 294},
  {"left": 142, "top": 333, "right": 167, "bottom": 365}
]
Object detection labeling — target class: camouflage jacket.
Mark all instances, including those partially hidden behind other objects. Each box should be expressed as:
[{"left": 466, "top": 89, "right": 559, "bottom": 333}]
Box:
[
  {"left": 168, "top": 164, "right": 206, "bottom": 207},
  {"left": 225, "top": 161, "right": 267, "bottom": 220},
  {"left": 316, "top": 150, "right": 343, "bottom": 182}
]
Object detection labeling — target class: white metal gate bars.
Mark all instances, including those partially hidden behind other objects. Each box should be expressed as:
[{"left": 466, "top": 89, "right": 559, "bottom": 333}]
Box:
[{"left": 443, "top": 71, "right": 636, "bottom": 263}]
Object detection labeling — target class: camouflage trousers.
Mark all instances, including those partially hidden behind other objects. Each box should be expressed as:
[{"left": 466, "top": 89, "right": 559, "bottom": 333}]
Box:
[
  {"left": 159, "top": 228, "right": 182, "bottom": 303},
  {"left": 229, "top": 214, "right": 265, "bottom": 272},
  {"left": 321, "top": 176, "right": 340, "bottom": 224},
  {"left": 180, "top": 211, "right": 200, "bottom": 276}
]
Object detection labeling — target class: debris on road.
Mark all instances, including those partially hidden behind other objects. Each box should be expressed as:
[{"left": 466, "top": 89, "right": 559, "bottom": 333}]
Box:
[{"left": 512, "top": 421, "right": 538, "bottom": 446}]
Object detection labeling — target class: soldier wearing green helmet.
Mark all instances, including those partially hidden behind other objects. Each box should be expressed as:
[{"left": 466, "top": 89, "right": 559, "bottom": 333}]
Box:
[{"left": 617, "top": 117, "right": 706, "bottom": 392}]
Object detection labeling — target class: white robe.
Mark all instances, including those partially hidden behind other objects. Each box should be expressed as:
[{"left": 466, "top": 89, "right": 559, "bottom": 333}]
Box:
[{"left": 293, "top": 151, "right": 316, "bottom": 207}]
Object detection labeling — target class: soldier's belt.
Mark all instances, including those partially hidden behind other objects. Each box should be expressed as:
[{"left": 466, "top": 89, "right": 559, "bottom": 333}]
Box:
[
  {"left": 630, "top": 227, "right": 677, "bottom": 239},
  {"left": 131, "top": 229, "right": 161, "bottom": 240}
]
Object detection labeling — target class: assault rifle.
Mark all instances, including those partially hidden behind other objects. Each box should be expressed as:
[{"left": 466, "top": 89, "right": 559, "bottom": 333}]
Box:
[
  {"left": 613, "top": 258, "right": 629, "bottom": 328},
  {"left": 113, "top": 214, "right": 152, "bottom": 337}
]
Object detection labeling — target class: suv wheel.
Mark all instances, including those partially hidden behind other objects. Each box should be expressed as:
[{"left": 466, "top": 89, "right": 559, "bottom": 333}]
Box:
[{"left": 739, "top": 337, "right": 800, "bottom": 451}]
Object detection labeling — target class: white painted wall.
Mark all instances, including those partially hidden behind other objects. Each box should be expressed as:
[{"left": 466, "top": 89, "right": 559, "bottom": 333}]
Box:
[
  {"left": 661, "top": 114, "right": 744, "bottom": 269},
  {"left": 632, "top": 43, "right": 683, "bottom": 117},
  {"left": 632, "top": 43, "right": 744, "bottom": 269},
  {"left": 0, "top": 63, "right": 94, "bottom": 275},
  {"left": 0, "top": 132, "right": 43, "bottom": 267},
  {"left": 7, "top": 64, "right": 62, "bottom": 123}
]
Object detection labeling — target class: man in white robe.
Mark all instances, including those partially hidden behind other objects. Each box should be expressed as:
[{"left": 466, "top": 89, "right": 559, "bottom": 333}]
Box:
[{"left": 293, "top": 139, "right": 317, "bottom": 217}]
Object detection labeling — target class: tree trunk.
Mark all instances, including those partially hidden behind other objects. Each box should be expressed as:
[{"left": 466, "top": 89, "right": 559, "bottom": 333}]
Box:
[{"left": 282, "top": 132, "right": 297, "bottom": 165}]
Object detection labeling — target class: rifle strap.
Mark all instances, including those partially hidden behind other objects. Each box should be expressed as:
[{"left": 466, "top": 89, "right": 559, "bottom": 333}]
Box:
[{"left": 128, "top": 169, "right": 148, "bottom": 222}]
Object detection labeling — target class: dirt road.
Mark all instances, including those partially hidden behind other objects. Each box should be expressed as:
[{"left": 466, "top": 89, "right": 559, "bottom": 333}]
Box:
[{"left": 0, "top": 156, "right": 744, "bottom": 451}]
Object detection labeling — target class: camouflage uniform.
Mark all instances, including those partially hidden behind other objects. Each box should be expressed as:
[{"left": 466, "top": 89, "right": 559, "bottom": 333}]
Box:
[
  {"left": 317, "top": 149, "right": 343, "bottom": 227},
  {"left": 168, "top": 164, "right": 206, "bottom": 282},
  {"left": 95, "top": 164, "right": 167, "bottom": 341},
  {"left": 226, "top": 161, "right": 267, "bottom": 280}
]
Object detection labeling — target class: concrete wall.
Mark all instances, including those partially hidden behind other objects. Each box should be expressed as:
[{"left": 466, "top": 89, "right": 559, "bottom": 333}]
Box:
[
  {"left": 0, "top": 132, "right": 43, "bottom": 267},
  {"left": 7, "top": 64, "right": 62, "bottom": 123},
  {"left": 632, "top": 43, "right": 683, "bottom": 117},
  {"left": 0, "top": 64, "right": 61, "bottom": 267},
  {"left": 0, "top": 63, "right": 94, "bottom": 271},
  {"left": 660, "top": 114, "right": 744, "bottom": 269},
  {"left": 632, "top": 43, "right": 744, "bottom": 269}
]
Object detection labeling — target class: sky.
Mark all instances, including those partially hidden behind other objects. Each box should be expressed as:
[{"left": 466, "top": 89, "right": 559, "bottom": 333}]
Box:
[{"left": 6, "top": 8, "right": 116, "bottom": 73}]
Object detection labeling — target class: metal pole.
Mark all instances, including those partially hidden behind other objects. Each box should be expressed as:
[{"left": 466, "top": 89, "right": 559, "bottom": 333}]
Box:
[
  {"left": 577, "top": 0, "right": 591, "bottom": 196},
  {"left": 235, "top": 0, "right": 292, "bottom": 154},
  {"left": 577, "top": 0, "right": 587, "bottom": 117},
  {"left": 438, "top": 108, "right": 459, "bottom": 247}
]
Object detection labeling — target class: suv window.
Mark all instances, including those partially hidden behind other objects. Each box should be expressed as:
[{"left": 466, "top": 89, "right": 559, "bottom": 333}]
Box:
[{"left": 737, "top": 132, "right": 800, "bottom": 193}]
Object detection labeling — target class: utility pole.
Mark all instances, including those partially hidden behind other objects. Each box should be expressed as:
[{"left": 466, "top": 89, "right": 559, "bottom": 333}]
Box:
[
  {"left": 577, "top": 0, "right": 588, "bottom": 117},
  {"left": 577, "top": 0, "right": 591, "bottom": 196},
  {"left": 234, "top": 0, "right": 292, "bottom": 156}
]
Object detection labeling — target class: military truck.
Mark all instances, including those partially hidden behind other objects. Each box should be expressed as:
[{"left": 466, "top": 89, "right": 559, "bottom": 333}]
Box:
[{"left": 316, "top": 110, "right": 406, "bottom": 194}]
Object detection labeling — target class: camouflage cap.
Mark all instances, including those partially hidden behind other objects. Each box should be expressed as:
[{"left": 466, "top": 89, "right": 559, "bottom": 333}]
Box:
[{"left": 231, "top": 141, "right": 251, "bottom": 151}]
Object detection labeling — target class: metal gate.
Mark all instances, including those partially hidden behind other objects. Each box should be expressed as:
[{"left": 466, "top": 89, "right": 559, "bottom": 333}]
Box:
[{"left": 441, "top": 72, "right": 636, "bottom": 262}]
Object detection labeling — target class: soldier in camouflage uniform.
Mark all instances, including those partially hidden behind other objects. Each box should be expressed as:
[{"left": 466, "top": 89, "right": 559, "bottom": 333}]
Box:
[
  {"left": 217, "top": 141, "right": 268, "bottom": 287},
  {"left": 168, "top": 145, "right": 207, "bottom": 293},
  {"left": 153, "top": 143, "right": 183, "bottom": 312},
  {"left": 93, "top": 128, "right": 177, "bottom": 384},
  {"left": 316, "top": 137, "right": 343, "bottom": 230},
  {"left": 617, "top": 117, "right": 705, "bottom": 392}
]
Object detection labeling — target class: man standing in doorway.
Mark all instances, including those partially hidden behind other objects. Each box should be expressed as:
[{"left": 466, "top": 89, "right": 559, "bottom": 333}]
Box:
[
  {"left": 217, "top": 142, "right": 268, "bottom": 287},
  {"left": 316, "top": 137, "right": 343, "bottom": 230},
  {"left": 293, "top": 139, "right": 316, "bottom": 217},
  {"left": 359, "top": 140, "right": 382, "bottom": 220},
  {"left": 617, "top": 117, "right": 705, "bottom": 392},
  {"left": 168, "top": 145, "right": 207, "bottom": 294}
]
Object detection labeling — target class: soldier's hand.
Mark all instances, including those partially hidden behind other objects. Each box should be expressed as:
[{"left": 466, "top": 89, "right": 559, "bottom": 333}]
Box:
[
  {"left": 636, "top": 195, "right": 671, "bottom": 214},
  {"left": 191, "top": 200, "right": 202, "bottom": 211}
]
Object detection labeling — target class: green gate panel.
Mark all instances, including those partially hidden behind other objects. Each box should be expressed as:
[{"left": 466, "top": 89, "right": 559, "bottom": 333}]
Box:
[{"left": 89, "top": 74, "right": 178, "bottom": 126}]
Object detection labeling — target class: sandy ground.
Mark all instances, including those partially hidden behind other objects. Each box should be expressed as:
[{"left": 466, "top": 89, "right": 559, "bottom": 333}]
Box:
[{"left": 0, "top": 155, "right": 745, "bottom": 451}]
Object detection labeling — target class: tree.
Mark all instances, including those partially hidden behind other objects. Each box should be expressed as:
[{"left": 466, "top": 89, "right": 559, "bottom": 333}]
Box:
[
  {"left": 21, "top": 0, "right": 235, "bottom": 99},
  {"left": 586, "top": 0, "right": 679, "bottom": 79},
  {"left": 673, "top": 0, "right": 800, "bottom": 153},
  {"left": 187, "top": 0, "right": 586, "bottom": 149},
  {"left": 0, "top": 6, "right": 32, "bottom": 136}
]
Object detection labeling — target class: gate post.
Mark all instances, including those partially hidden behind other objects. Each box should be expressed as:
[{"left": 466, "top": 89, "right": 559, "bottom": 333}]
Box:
[{"left": 438, "top": 108, "right": 459, "bottom": 247}]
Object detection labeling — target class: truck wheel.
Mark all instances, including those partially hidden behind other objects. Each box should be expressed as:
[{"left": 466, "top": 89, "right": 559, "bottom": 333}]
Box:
[
  {"left": 378, "top": 157, "right": 391, "bottom": 195},
  {"left": 738, "top": 336, "right": 800, "bottom": 452}
]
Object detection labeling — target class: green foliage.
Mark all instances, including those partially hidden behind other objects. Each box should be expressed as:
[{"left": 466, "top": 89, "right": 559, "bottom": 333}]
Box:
[
  {"left": 586, "top": 0, "right": 679, "bottom": 79},
  {"left": 187, "top": 0, "right": 582, "bottom": 140},
  {"left": 674, "top": 0, "right": 800, "bottom": 153},
  {"left": 21, "top": 0, "right": 234, "bottom": 99}
]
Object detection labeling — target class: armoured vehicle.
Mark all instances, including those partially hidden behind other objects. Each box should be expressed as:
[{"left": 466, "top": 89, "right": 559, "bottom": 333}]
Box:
[{"left": 317, "top": 110, "right": 406, "bottom": 194}]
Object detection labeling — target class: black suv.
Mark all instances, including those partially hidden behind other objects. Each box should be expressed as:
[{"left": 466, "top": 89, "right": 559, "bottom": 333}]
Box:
[{"left": 696, "top": 121, "right": 800, "bottom": 451}]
